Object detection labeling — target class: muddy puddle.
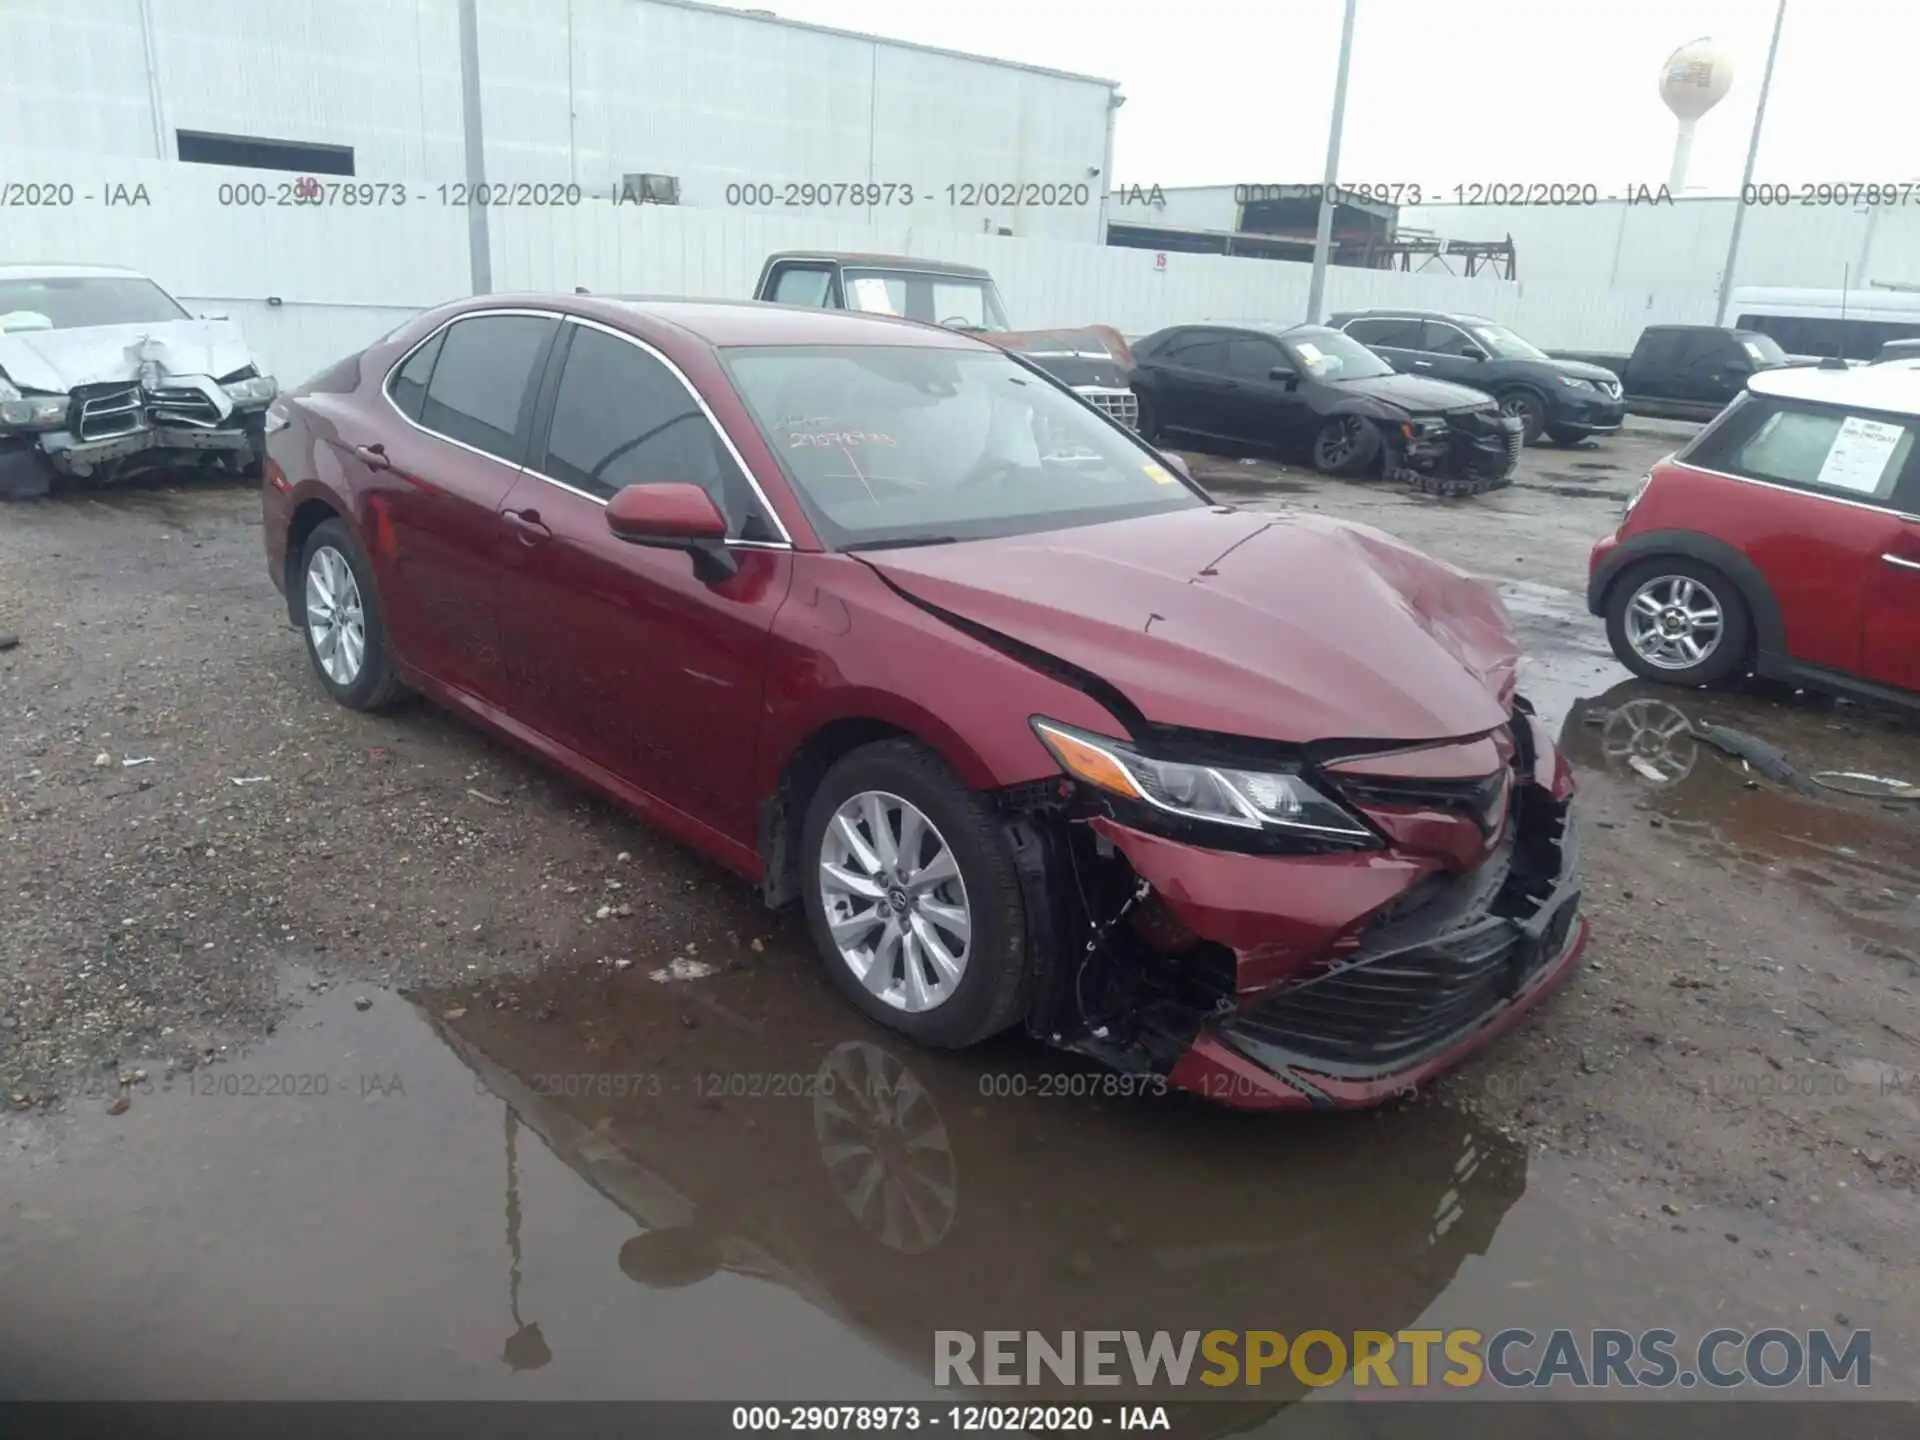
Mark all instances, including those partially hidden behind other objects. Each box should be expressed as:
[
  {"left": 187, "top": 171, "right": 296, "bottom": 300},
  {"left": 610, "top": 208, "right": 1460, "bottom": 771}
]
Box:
[{"left": 4, "top": 674, "right": 1917, "bottom": 1408}]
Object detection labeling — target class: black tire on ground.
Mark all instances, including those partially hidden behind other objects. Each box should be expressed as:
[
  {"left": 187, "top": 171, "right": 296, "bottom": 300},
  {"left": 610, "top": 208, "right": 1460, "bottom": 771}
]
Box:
[
  {"left": 1546, "top": 425, "right": 1590, "bottom": 446},
  {"left": 1311, "top": 414, "right": 1384, "bottom": 477},
  {"left": 1603, "top": 556, "right": 1752, "bottom": 688},
  {"left": 799, "top": 739, "right": 1030, "bottom": 1049},
  {"left": 298, "top": 517, "right": 406, "bottom": 711},
  {"left": 1135, "top": 391, "right": 1160, "bottom": 442},
  {"left": 1498, "top": 388, "right": 1548, "bottom": 445}
]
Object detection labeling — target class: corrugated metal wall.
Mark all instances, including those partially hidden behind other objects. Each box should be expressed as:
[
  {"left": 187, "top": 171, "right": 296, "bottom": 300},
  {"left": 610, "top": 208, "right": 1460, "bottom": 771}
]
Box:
[
  {"left": 0, "top": 0, "right": 1116, "bottom": 244},
  {"left": 0, "top": 148, "right": 1719, "bottom": 388},
  {"left": 1403, "top": 198, "right": 1920, "bottom": 296}
]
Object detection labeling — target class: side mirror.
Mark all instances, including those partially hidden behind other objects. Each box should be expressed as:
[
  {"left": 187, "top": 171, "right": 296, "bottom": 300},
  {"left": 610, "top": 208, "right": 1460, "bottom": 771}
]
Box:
[
  {"left": 1722, "top": 355, "right": 1753, "bottom": 375},
  {"left": 605, "top": 482, "right": 736, "bottom": 581},
  {"left": 1464, "top": 347, "right": 1488, "bottom": 361}
]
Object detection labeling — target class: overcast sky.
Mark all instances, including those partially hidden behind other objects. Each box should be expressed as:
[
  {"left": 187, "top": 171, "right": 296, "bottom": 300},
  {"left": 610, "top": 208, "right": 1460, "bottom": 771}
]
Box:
[{"left": 717, "top": 0, "right": 1906, "bottom": 196}]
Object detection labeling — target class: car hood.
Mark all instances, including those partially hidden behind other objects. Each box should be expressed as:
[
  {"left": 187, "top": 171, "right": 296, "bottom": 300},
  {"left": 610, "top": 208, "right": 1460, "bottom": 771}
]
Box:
[
  {"left": 1541, "top": 356, "right": 1620, "bottom": 385},
  {"left": 1332, "top": 372, "right": 1493, "bottom": 414},
  {"left": 977, "top": 325, "right": 1131, "bottom": 389},
  {"left": 0, "top": 318, "right": 257, "bottom": 392},
  {"left": 864, "top": 507, "right": 1519, "bottom": 745}
]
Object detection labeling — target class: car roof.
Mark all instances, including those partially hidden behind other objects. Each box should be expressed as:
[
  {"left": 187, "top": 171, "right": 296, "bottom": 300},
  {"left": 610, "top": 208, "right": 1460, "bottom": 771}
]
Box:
[
  {"left": 1748, "top": 362, "right": 1920, "bottom": 416},
  {"left": 588, "top": 296, "right": 989, "bottom": 349},
  {"left": 0, "top": 262, "right": 149, "bottom": 281},
  {"left": 1148, "top": 321, "right": 1338, "bottom": 341},
  {"left": 761, "top": 251, "right": 994, "bottom": 279},
  {"left": 1330, "top": 309, "right": 1497, "bottom": 325}
]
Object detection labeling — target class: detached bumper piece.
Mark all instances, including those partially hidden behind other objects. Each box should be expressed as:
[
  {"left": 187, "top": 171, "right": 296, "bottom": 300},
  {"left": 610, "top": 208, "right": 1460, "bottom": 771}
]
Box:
[{"left": 1394, "top": 410, "right": 1525, "bottom": 498}]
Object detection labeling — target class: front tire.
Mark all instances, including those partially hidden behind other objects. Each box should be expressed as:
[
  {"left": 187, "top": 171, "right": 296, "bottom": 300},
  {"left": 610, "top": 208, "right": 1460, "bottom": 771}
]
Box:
[
  {"left": 1311, "top": 414, "right": 1383, "bottom": 477},
  {"left": 800, "top": 740, "right": 1029, "bottom": 1049},
  {"left": 298, "top": 518, "right": 404, "bottom": 711},
  {"left": 1604, "top": 557, "right": 1751, "bottom": 687},
  {"left": 1498, "top": 388, "right": 1548, "bottom": 445}
]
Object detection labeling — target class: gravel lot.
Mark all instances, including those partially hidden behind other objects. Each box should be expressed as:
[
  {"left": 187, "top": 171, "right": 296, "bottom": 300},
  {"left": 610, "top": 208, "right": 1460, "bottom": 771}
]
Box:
[{"left": 3, "top": 423, "right": 1918, "bottom": 1401}]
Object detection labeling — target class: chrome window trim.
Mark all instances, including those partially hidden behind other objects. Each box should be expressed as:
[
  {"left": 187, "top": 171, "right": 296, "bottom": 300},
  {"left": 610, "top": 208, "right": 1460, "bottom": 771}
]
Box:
[{"left": 380, "top": 306, "right": 795, "bottom": 549}]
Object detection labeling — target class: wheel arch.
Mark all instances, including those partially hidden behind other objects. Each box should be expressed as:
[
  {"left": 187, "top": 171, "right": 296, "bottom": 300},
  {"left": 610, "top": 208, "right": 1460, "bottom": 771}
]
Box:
[
  {"left": 1592, "top": 530, "right": 1786, "bottom": 660},
  {"left": 283, "top": 494, "right": 346, "bottom": 625},
  {"left": 756, "top": 704, "right": 1002, "bottom": 910}
]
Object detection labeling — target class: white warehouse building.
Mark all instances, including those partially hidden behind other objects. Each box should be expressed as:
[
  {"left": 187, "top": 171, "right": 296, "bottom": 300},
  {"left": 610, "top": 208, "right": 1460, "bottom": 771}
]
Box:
[{"left": 0, "top": 0, "right": 1122, "bottom": 245}]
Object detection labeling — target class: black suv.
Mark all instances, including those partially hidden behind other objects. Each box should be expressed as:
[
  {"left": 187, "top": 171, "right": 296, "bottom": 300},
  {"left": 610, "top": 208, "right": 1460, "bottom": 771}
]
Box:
[{"left": 1329, "top": 310, "right": 1625, "bottom": 445}]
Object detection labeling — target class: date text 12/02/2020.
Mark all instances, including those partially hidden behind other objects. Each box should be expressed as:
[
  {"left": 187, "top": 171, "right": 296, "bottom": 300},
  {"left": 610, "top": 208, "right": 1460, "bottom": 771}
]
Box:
[{"left": 723, "top": 182, "right": 1103, "bottom": 208}]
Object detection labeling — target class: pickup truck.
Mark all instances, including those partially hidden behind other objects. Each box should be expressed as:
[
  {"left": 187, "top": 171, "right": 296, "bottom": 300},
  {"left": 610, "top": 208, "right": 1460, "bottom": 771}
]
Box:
[
  {"left": 1549, "top": 324, "right": 1795, "bottom": 422},
  {"left": 750, "top": 251, "right": 1140, "bottom": 429}
]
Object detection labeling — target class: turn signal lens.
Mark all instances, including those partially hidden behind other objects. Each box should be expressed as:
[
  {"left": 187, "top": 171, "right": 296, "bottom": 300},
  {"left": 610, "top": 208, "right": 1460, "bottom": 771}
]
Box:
[{"left": 1031, "top": 721, "right": 1145, "bottom": 800}]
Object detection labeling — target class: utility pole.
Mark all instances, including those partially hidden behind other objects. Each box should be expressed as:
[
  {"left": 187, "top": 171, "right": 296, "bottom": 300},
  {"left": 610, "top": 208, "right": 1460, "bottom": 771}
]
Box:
[
  {"left": 1714, "top": 0, "right": 1787, "bottom": 325},
  {"left": 1306, "top": 0, "right": 1359, "bottom": 324}
]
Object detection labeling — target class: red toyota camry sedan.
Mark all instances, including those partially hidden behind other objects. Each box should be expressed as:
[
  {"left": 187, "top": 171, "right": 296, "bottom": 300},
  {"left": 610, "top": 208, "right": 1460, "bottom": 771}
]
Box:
[{"left": 261, "top": 295, "right": 1586, "bottom": 1110}]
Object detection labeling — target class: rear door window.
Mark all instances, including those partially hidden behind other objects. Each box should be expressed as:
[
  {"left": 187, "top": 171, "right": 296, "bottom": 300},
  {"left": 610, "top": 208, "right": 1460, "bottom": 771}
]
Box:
[
  {"left": 1345, "top": 317, "right": 1423, "bottom": 348},
  {"left": 418, "top": 314, "right": 557, "bottom": 465},
  {"left": 1688, "top": 397, "right": 1915, "bottom": 504}
]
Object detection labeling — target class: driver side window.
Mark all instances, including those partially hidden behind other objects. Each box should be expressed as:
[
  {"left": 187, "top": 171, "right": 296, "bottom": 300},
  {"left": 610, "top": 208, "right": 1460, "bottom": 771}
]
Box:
[{"left": 1422, "top": 323, "right": 1482, "bottom": 358}]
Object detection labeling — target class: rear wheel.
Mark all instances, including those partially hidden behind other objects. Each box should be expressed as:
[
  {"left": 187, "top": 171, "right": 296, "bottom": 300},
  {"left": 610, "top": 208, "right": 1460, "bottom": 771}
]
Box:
[
  {"left": 1497, "top": 388, "right": 1547, "bottom": 445},
  {"left": 1604, "top": 558, "right": 1751, "bottom": 687},
  {"left": 1311, "top": 414, "right": 1383, "bottom": 477},
  {"left": 800, "top": 740, "right": 1029, "bottom": 1049}
]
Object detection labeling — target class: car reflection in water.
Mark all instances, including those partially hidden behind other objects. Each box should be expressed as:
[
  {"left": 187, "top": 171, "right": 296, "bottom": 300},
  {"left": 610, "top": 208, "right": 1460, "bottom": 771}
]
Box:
[{"left": 418, "top": 950, "right": 1527, "bottom": 1419}]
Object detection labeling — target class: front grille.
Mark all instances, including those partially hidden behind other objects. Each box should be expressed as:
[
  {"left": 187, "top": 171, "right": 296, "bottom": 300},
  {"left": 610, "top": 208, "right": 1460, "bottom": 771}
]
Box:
[
  {"left": 74, "top": 384, "right": 145, "bottom": 441},
  {"left": 1079, "top": 387, "right": 1140, "bottom": 430},
  {"left": 1331, "top": 769, "right": 1512, "bottom": 836},
  {"left": 146, "top": 386, "right": 223, "bottom": 429},
  {"left": 1224, "top": 893, "right": 1576, "bottom": 1071}
]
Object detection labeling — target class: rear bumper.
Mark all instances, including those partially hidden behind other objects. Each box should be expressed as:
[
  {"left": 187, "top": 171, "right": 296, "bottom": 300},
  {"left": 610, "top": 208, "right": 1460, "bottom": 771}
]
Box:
[{"left": 1087, "top": 711, "right": 1585, "bottom": 1111}]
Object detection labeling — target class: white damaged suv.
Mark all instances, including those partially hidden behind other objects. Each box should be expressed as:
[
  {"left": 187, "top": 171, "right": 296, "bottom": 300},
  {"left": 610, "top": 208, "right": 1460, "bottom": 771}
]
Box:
[{"left": 0, "top": 264, "right": 277, "bottom": 499}]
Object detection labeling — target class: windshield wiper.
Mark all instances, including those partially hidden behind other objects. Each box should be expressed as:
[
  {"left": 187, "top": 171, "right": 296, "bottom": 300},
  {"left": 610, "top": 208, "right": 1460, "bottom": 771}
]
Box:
[{"left": 842, "top": 535, "right": 962, "bottom": 552}]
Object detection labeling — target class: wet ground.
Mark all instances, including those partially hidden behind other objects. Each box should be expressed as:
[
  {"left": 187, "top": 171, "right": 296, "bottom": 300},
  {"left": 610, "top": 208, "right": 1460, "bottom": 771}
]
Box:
[{"left": 3, "top": 427, "right": 1919, "bottom": 1415}]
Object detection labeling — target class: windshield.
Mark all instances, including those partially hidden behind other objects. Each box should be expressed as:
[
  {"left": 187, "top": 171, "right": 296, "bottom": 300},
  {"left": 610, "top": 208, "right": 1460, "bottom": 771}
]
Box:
[
  {"left": 1734, "top": 331, "right": 1791, "bottom": 364},
  {"left": 839, "top": 268, "right": 1011, "bottom": 333},
  {"left": 722, "top": 344, "right": 1203, "bottom": 549},
  {"left": 1465, "top": 322, "right": 1548, "bottom": 360},
  {"left": 0, "top": 276, "right": 190, "bottom": 331},
  {"left": 1281, "top": 329, "right": 1394, "bottom": 381}
]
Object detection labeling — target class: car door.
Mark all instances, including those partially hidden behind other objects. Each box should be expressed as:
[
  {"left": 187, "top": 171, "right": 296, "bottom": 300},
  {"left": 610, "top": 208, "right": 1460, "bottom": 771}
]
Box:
[
  {"left": 1411, "top": 321, "right": 1491, "bottom": 387},
  {"left": 1221, "top": 334, "right": 1310, "bottom": 446},
  {"left": 1860, "top": 445, "right": 1920, "bottom": 693},
  {"left": 351, "top": 310, "right": 557, "bottom": 705},
  {"left": 1679, "top": 332, "right": 1750, "bottom": 406},
  {"left": 1687, "top": 393, "right": 1916, "bottom": 677},
  {"left": 1342, "top": 316, "right": 1427, "bottom": 375},
  {"left": 490, "top": 318, "right": 794, "bottom": 846},
  {"left": 1141, "top": 329, "right": 1234, "bottom": 438}
]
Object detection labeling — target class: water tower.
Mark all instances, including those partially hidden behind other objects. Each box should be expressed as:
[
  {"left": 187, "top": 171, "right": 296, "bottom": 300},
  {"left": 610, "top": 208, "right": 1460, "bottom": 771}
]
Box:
[{"left": 1660, "top": 38, "right": 1735, "bottom": 193}]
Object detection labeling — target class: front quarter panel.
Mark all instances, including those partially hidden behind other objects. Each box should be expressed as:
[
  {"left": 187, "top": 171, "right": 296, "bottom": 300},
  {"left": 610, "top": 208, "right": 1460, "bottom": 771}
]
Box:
[{"left": 758, "top": 554, "right": 1127, "bottom": 795}]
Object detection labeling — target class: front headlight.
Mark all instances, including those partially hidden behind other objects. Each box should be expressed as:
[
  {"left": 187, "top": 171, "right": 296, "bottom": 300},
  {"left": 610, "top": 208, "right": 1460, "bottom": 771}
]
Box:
[
  {"left": 1558, "top": 375, "right": 1596, "bottom": 390},
  {"left": 223, "top": 374, "right": 278, "bottom": 405},
  {"left": 0, "top": 384, "right": 69, "bottom": 432},
  {"left": 1031, "top": 719, "right": 1375, "bottom": 842}
]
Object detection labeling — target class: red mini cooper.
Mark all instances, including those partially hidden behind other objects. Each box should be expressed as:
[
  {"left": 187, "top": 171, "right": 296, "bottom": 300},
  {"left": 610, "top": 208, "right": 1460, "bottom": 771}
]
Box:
[{"left": 1591, "top": 364, "right": 1920, "bottom": 703}]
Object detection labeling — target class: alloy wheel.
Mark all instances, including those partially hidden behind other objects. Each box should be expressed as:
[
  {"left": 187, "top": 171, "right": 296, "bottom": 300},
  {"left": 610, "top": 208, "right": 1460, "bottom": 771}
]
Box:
[
  {"left": 305, "top": 545, "right": 366, "bottom": 685},
  {"left": 1623, "top": 574, "right": 1724, "bottom": 671},
  {"left": 1315, "top": 416, "right": 1363, "bottom": 468},
  {"left": 817, "top": 790, "right": 971, "bottom": 1014}
]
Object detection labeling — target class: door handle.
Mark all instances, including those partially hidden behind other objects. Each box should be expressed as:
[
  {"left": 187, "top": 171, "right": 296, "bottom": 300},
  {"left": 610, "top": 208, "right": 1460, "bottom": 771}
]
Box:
[
  {"left": 1883, "top": 553, "right": 1920, "bottom": 572},
  {"left": 503, "top": 507, "right": 552, "bottom": 544},
  {"left": 353, "top": 443, "right": 392, "bottom": 472}
]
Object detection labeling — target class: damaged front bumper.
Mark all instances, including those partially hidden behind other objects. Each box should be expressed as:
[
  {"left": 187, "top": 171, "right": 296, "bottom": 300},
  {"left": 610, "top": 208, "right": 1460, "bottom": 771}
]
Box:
[
  {"left": 1389, "top": 410, "right": 1525, "bottom": 497},
  {"left": 1024, "top": 707, "right": 1586, "bottom": 1110},
  {"left": 0, "top": 375, "right": 270, "bottom": 497}
]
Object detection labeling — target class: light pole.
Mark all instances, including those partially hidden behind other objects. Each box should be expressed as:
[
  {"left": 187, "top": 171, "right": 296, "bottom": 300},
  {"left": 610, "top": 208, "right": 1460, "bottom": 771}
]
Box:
[
  {"left": 1306, "top": 0, "right": 1360, "bottom": 324},
  {"left": 1714, "top": 0, "right": 1788, "bottom": 325}
]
